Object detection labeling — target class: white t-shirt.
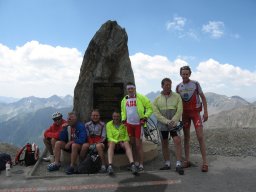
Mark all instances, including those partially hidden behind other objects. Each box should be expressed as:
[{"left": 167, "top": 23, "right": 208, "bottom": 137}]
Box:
[{"left": 126, "top": 98, "right": 140, "bottom": 125}]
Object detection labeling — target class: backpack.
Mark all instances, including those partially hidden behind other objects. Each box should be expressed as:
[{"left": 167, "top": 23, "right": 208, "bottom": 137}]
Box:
[
  {"left": 0, "top": 153, "right": 12, "bottom": 171},
  {"left": 77, "top": 154, "right": 101, "bottom": 174},
  {"left": 15, "top": 143, "right": 39, "bottom": 166}
]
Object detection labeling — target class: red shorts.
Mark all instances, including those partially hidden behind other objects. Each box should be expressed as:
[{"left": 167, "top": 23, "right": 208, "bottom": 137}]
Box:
[
  {"left": 182, "top": 111, "right": 203, "bottom": 129},
  {"left": 126, "top": 123, "right": 143, "bottom": 139},
  {"left": 88, "top": 136, "right": 102, "bottom": 144}
]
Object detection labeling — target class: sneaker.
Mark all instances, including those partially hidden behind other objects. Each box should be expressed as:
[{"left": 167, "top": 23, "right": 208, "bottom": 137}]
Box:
[
  {"left": 65, "top": 166, "right": 75, "bottom": 175},
  {"left": 43, "top": 155, "right": 52, "bottom": 162},
  {"left": 107, "top": 165, "right": 114, "bottom": 175},
  {"left": 176, "top": 165, "right": 184, "bottom": 175},
  {"left": 138, "top": 166, "right": 144, "bottom": 172},
  {"left": 99, "top": 166, "right": 106, "bottom": 173},
  {"left": 47, "top": 162, "right": 60, "bottom": 171},
  {"left": 159, "top": 164, "right": 171, "bottom": 170},
  {"left": 130, "top": 164, "right": 138, "bottom": 175}
]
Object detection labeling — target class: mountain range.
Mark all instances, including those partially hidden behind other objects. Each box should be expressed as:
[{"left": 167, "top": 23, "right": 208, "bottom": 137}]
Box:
[{"left": 0, "top": 92, "right": 255, "bottom": 149}]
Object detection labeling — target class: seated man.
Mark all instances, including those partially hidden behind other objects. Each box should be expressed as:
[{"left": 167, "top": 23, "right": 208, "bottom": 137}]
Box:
[
  {"left": 47, "top": 111, "right": 87, "bottom": 175},
  {"left": 106, "top": 111, "right": 138, "bottom": 175},
  {"left": 80, "top": 109, "right": 107, "bottom": 173},
  {"left": 43, "top": 112, "right": 67, "bottom": 162}
]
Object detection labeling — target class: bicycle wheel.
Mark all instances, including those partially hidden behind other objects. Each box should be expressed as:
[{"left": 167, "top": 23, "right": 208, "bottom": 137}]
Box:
[{"left": 144, "top": 117, "right": 160, "bottom": 144}]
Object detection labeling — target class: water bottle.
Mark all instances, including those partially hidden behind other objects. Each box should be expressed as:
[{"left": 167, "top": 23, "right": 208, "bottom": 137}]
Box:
[{"left": 5, "top": 161, "right": 11, "bottom": 177}]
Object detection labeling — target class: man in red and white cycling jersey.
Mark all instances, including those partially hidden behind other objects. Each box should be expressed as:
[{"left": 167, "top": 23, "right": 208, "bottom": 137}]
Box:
[{"left": 176, "top": 66, "right": 209, "bottom": 172}]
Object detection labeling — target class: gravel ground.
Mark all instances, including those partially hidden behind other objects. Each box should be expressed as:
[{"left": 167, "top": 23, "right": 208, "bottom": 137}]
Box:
[
  {"left": 1, "top": 127, "right": 256, "bottom": 163},
  {"left": 188, "top": 127, "right": 256, "bottom": 157}
]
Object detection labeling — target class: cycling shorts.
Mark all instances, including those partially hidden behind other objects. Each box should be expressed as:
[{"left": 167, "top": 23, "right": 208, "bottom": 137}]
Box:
[
  {"left": 126, "top": 123, "right": 143, "bottom": 139},
  {"left": 160, "top": 131, "right": 178, "bottom": 140},
  {"left": 182, "top": 110, "right": 203, "bottom": 129}
]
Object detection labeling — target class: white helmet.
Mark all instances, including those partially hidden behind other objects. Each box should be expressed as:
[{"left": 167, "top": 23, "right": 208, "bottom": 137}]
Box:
[{"left": 52, "top": 112, "right": 63, "bottom": 120}]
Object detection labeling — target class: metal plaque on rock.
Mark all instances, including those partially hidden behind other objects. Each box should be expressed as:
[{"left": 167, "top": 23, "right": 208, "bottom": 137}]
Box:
[{"left": 93, "top": 83, "right": 124, "bottom": 122}]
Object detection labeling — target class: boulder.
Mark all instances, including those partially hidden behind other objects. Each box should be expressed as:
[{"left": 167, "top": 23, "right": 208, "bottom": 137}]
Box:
[{"left": 73, "top": 20, "right": 135, "bottom": 122}]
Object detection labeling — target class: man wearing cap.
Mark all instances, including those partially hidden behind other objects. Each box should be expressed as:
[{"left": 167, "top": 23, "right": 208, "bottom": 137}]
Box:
[
  {"left": 47, "top": 111, "right": 87, "bottom": 175},
  {"left": 43, "top": 112, "right": 67, "bottom": 162},
  {"left": 121, "top": 82, "right": 153, "bottom": 171}
]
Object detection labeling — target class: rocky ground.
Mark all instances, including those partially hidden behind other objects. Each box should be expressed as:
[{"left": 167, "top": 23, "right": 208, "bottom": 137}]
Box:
[
  {"left": 0, "top": 142, "right": 19, "bottom": 160},
  {"left": 1, "top": 127, "right": 256, "bottom": 163},
  {"left": 188, "top": 127, "right": 256, "bottom": 157}
]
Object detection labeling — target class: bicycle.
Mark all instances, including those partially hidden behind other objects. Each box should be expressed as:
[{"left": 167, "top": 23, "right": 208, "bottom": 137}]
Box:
[{"left": 143, "top": 117, "right": 160, "bottom": 144}]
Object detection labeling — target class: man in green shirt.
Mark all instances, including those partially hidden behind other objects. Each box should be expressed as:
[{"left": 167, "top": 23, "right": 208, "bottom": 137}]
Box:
[
  {"left": 106, "top": 111, "right": 138, "bottom": 175},
  {"left": 152, "top": 78, "right": 184, "bottom": 175}
]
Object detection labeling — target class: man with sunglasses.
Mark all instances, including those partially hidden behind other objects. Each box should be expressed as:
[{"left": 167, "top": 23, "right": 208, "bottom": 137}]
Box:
[{"left": 43, "top": 112, "right": 67, "bottom": 162}]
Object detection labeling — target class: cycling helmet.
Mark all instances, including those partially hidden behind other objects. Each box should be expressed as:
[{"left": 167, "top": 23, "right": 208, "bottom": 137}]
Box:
[{"left": 52, "top": 112, "right": 63, "bottom": 120}]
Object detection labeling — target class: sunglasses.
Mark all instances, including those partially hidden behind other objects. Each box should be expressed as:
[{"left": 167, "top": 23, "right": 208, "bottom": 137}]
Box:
[{"left": 53, "top": 117, "right": 62, "bottom": 121}]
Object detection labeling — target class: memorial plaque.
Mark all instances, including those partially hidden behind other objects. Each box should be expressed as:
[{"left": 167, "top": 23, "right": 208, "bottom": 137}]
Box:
[{"left": 93, "top": 83, "right": 124, "bottom": 122}]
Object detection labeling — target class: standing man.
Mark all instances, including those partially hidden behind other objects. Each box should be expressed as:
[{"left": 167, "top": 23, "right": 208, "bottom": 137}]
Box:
[
  {"left": 153, "top": 78, "right": 184, "bottom": 175},
  {"left": 121, "top": 82, "right": 153, "bottom": 171},
  {"left": 176, "top": 66, "right": 208, "bottom": 172},
  {"left": 43, "top": 112, "right": 67, "bottom": 162},
  {"left": 47, "top": 111, "right": 87, "bottom": 175},
  {"left": 106, "top": 111, "right": 138, "bottom": 175},
  {"left": 80, "top": 109, "right": 107, "bottom": 173}
]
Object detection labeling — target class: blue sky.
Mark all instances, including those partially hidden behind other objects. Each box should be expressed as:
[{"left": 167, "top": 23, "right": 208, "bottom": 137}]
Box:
[{"left": 0, "top": 0, "right": 256, "bottom": 99}]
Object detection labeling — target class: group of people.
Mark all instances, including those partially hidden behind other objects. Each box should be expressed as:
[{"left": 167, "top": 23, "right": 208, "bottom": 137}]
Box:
[{"left": 43, "top": 65, "right": 209, "bottom": 175}]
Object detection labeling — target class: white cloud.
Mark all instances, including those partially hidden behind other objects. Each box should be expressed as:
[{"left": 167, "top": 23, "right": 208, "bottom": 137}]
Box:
[
  {"left": 202, "top": 21, "right": 225, "bottom": 39},
  {"left": 130, "top": 53, "right": 256, "bottom": 98},
  {"left": 0, "top": 41, "right": 82, "bottom": 98},
  {"left": 1, "top": 42, "right": 255, "bottom": 99},
  {"left": 166, "top": 16, "right": 199, "bottom": 40},
  {"left": 166, "top": 16, "right": 187, "bottom": 31}
]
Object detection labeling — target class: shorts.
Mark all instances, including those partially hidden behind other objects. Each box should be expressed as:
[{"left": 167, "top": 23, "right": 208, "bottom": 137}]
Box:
[
  {"left": 160, "top": 131, "right": 178, "bottom": 140},
  {"left": 126, "top": 123, "right": 143, "bottom": 139},
  {"left": 114, "top": 142, "right": 126, "bottom": 154},
  {"left": 182, "top": 111, "right": 203, "bottom": 129}
]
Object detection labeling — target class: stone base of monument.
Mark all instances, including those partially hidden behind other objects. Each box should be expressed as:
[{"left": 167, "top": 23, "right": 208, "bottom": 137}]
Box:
[
  {"left": 60, "top": 150, "right": 80, "bottom": 166},
  {"left": 60, "top": 140, "right": 158, "bottom": 167}
]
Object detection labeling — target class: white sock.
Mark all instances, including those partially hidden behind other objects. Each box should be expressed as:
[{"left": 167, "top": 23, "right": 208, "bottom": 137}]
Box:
[
  {"left": 176, "top": 160, "right": 181, "bottom": 167},
  {"left": 165, "top": 160, "right": 170, "bottom": 167},
  {"left": 135, "top": 162, "right": 140, "bottom": 166},
  {"left": 101, "top": 165, "right": 106, "bottom": 170}
]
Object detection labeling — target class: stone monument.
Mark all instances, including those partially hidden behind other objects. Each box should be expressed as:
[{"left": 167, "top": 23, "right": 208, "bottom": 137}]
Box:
[{"left": 73, "top": 20, "right": 135, "bottom": 122}]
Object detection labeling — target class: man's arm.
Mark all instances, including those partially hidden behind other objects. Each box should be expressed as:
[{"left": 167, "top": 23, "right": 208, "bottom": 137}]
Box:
[
  {"left": 171, "top": 94, "right": 183, "bottom": 123},
  {"left": 152, "top": 98, "right": 170, "bottom": 124},
  {"left": 199, "top": 92, "right": 208, "bottom": 122},
  {"left": 143, "top": 96, "right": 153, "bottom": 118}
]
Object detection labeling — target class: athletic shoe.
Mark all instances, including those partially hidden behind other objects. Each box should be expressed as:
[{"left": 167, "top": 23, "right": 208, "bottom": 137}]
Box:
[
  {"left": 138, "top": 166, "right": 144, "bottom": 172},
  {"left": 176, "top": 165, "right": 184, "bottom": 175},
  {"left": 65, "top": 166, "right": 75, "bottom": 175},
  {"left": 107, "top": 165, "right": 114, "bottom": 175},
  {"left": 159, "top": 164, "right": 171, "bottom": 170},
  {"left": 99, "top": 166, "right": 107, "bottom": 173},
  {"left": 43, "top": 155, "right": 51, "bottom": 162},
  {"left": 130, "top": 164, "right": 138, "bottom": 175},
  {"left": 43, "top": 155, "right": 54, "bottom": 162},
  {"left": 47, "top": 163, "right": 60, "bottom": 171}
]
